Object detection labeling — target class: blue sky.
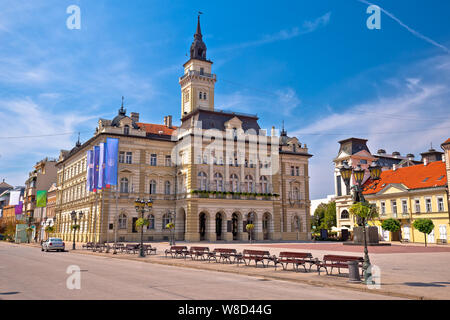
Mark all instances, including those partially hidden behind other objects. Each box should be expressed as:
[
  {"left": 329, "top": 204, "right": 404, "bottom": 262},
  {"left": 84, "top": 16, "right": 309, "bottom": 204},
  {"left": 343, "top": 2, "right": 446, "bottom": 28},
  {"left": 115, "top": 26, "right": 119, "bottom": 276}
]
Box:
[{"left": 0, "top": 0, "right": 449, "bottom": 199}]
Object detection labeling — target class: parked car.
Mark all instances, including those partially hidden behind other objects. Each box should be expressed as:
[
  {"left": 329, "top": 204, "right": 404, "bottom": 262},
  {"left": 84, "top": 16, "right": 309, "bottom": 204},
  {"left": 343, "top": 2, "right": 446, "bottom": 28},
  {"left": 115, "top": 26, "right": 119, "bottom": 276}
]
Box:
[
  {"left": 41, "top": 238, "right": 65, "bottom": 252},
  {"left": 0, "top": 234, "right": 5, "bottom": 240}
]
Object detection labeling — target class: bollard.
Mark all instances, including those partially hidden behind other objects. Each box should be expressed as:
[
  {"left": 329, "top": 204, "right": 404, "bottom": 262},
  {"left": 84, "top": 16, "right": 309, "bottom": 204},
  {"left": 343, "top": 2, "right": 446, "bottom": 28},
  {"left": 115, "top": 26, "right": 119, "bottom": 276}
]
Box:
[{"left": 348, "top": 260, "right": 361, "bottom": 283}]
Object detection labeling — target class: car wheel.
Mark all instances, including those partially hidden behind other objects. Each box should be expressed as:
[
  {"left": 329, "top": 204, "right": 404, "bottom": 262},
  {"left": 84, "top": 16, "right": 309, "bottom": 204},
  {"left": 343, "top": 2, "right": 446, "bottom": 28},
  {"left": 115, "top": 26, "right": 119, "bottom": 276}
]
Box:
[
  {"left": 46, "top": 248, "right": 49, "bottom": 252},
  {"left": 41, "top": 248, "right": 44, "bottom": 251}
]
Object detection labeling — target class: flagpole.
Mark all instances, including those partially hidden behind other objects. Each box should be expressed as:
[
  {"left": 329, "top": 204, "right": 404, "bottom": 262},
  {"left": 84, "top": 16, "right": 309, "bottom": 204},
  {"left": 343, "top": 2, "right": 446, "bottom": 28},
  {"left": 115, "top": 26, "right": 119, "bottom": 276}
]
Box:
[{"left": 113, "top": 184, "right": 119, "bottom": 254}]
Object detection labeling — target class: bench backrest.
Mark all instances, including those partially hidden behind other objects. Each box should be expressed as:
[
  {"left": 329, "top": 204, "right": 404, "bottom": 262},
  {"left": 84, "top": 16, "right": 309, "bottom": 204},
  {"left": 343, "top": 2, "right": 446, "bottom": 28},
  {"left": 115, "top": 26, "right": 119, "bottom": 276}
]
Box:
[
  {"left": 323, "top": 255, "right": 363, "bottom": 262},
  {"left": 214, "top": 248, "right": 237, "bottom": 254},
  {"left": 190, "top": 246, "right": 209, "bottom": 252},
  {"left": 279, "top": 252, "right": 312, "bottom": 259},
  {"left": 126, "top": 244, "right": 137, "bottom": 248},
  {"left": 243, "top": 249, "right": 270, "bottom": 257},
  {"left": 171, "top": 246, "right": 187, "bottom": 251}
]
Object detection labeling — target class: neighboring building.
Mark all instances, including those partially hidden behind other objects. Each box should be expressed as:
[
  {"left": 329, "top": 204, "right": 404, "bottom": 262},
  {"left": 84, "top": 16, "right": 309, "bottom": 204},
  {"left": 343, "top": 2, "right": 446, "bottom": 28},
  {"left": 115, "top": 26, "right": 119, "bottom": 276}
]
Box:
[
  {"left": 22, "top": 158, "right": 58, "bottom": 240},
  {"left": 0, "top": 186, "right": 25, "bottom": 224},
  {"left": 54, "top": 17, "right": 312, "bottom": 243},
  {"left": 441, "top": 138, "right": 450, "bottom": 221},
  {"left": 363, "top": 160, "right": 448, "bottom": 244},
  {"left": 0, "top": 180, "right": 13, "bottom": 219},
  {"left": 334, "top": 138, "right": 423, "bottom": 232}
]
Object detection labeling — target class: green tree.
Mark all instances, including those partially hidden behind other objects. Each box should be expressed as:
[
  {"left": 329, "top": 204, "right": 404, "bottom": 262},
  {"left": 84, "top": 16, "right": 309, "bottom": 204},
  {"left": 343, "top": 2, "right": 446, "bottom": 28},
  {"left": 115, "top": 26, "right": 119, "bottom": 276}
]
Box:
[
  {"left": 312, "top": 203, "right": 327, "bottom": 230},
  {"left": 323, "top": 201, "right": 337, "bottom": 230},
  {"left": 381, "top": 218, "right": 401, "bottom": 240},
  {"left": 413, "top": 218, "right": 434, "bottom": 247}
]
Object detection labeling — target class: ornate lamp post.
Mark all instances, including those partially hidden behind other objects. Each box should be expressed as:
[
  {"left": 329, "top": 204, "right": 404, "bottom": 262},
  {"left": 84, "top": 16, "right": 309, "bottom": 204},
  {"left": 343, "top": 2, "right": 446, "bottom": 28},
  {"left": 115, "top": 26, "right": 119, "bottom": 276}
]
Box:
[
  {"left": 70, "top": 210, "right": 84, "bottom": 250},
  {"left": 339, "top": 160, "right": 382, "bottom": 284},
  {"left": 134, "top": 198, "right": 153, "bottom": 258}
]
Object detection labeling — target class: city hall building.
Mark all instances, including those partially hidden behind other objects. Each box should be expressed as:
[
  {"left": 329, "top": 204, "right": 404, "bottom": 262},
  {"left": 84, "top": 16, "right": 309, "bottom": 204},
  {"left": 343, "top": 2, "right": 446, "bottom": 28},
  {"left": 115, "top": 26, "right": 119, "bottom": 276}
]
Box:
[{"left": 55, "top": 17, "right": 312, "bottom": 243}]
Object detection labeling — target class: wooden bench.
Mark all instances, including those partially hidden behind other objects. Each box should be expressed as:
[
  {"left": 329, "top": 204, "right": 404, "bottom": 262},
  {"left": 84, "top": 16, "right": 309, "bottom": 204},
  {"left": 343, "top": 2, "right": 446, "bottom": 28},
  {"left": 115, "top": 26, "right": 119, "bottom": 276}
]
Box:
[
  {"left": 317, "top": 255, "right": 364, "bottom": 276},
  {"left": 142, "top": 244, "right": 157, "bottom": 255},
  {"left": 275, "top": 252, "right": 315, "bottom": 272},
  {"left": 124, "top": 244, "right": 139, "bottom": 254},
  {"left": 164, "top": 246, "right": 188, "bottom": 258},
  {"left": 208, "top": 248, "right": 240, "bottom": 264},
  {"left": 239, "top": 249, "right": 276, "bottom": 268},
  {"left": 186, "top": 247, "right": 210, "bottom": 260},
  {"left": 82, "top": 242, "right": 93, "bottom": 250}
]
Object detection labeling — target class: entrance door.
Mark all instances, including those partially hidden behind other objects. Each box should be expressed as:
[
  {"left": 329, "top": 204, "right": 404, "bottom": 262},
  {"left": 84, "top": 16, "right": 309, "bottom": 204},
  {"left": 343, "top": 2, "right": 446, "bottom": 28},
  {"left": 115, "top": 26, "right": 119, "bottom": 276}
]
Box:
[
  {"left": 132, "top": 217, "right": 138, "bottom": 233},
  {"left": 382, "top": 229, "right": 389, "bottom": 241},
  {"left": 427, "top": 229, "right": 435, "bottom": 243},
  {"left": 402, "top": 226, "right": 410, "bottom": 241},
  {"left": 215, "top": 213, "right": 222, "bottom": 240},
  {"left": 263, "top": 213, "right": 270, "bottom": 240},
  {"left": 199, "top": 213, "right": 206, "bottom": 241},
  {"left": 439, "top": 225, "right": 447, "bottom": 242},
  {"left": 232, "top": 213, "right": 238, "bottom": 240}
]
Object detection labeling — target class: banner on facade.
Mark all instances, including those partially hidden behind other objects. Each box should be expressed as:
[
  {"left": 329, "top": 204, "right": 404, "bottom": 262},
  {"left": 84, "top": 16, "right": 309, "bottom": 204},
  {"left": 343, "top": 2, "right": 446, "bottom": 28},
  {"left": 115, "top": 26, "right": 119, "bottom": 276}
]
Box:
[
  {"left": 98, "top": 142, "right": 106, "bottom": 190},
  {"left": 86, "top": 149, "right": 93, "bottom": 192},
  {"left": 15, "top": 201, "right": 23, "bottom": 215},
  {"left": 9, "top": 190, "right": 21, "bottom": 206},
  {"left": 93, "top": 146, "right": 100, "bottom": 192},
  {"left": 36, "top": 190, "right": 47, "bottom": 207},
  {"left": 105, "top": 138, "right": 119, "bottom": 187}
]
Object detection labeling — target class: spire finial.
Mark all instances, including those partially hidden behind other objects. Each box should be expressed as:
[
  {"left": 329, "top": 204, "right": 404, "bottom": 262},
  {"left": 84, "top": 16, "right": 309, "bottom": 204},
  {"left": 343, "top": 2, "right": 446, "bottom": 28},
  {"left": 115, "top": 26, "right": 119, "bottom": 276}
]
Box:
[
  {"left": 76, "top": 132, "right": 81, "bottom": 147},
  {"left": 119, "top": 96, "right": 126, "bottom": 115}
]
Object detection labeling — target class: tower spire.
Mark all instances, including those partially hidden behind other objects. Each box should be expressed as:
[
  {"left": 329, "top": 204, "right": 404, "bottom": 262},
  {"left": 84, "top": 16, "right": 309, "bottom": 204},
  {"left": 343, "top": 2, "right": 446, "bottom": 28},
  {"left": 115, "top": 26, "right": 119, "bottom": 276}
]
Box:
[
  {"left": 119, "top": 96, "right": 126, "bottom": 115},
  {"left": 190, "top": 12, "right": 207, "bottom": 60},
  {"left": 195, "top": 12, "right": 203, "bottom": 39}
]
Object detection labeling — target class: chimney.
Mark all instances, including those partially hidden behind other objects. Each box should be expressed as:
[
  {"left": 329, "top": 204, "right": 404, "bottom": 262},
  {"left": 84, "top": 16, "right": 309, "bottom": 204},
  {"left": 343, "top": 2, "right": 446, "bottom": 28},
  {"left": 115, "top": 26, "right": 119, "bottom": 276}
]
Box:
[
  {"left": 130, "top": 112, "right": 139, "bottom": 123},
  {"left": 424, "top": 158, "right": 428, "bottom": 166},
  {"left": 164, "top": 115, "right": 173, "bottom": 128},
  {"left": 393, "top": 164, "right": 397, "bottom": 171}
]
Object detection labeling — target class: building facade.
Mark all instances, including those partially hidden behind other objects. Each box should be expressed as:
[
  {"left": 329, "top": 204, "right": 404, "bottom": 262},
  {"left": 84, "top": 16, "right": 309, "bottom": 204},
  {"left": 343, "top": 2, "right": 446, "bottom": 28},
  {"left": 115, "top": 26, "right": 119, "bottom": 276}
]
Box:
[
  {"left": 54, "top": 17, "right": 312, "bottom": 243},
  {"left": 334, "top": 138, "right": 423, "bottom": 232},
  {"left": 363, "top": 160, "right": 448, "bottom": 244}
]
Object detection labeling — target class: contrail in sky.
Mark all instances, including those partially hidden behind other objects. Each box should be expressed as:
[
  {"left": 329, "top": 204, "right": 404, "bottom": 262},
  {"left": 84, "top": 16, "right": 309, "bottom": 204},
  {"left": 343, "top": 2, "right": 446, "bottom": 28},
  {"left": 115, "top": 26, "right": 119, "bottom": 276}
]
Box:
[{"left": 358, "top": 0, "right": 450, "bottom": 54}]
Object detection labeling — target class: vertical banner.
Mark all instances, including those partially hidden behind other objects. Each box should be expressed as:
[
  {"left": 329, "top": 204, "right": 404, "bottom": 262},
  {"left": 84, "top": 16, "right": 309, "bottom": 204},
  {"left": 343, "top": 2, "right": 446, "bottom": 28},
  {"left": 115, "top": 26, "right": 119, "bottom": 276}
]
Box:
[
  {"left": 86, "top": 150, "right": 94, "bottom": 192},
  {"left": 36, "top": 190, "right": 47, "bottom": 207},
  {"left": 105, "top": 138, "right": 119, "bottom": 187},
  {"left": 9, "top": 191, "right": 20, "bottom": 206},
  {"left": 98, "top": 142, "right": 106, "bottom": 190},
  {"left": 93, "top": 146, "right": 100, "bottom": 192},
  {"left": 15, "top": 201, "right": 23, "bottom": 215}
]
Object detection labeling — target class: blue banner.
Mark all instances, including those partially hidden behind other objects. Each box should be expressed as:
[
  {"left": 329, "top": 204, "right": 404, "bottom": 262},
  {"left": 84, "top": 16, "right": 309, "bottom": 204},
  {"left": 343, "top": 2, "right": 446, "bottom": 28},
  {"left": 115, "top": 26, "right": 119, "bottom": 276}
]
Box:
[
  {"left": 105, "top": 138, "right": 119, "bottom": 187},
  {"left": 93, "top": 146, "right": 100, "bottom": 192},
  {"left": 86, "top": 150, "right": 94, "bottom": 192},
  {"left": 98, "top": 142, "right": 106, "bottom": 190}
]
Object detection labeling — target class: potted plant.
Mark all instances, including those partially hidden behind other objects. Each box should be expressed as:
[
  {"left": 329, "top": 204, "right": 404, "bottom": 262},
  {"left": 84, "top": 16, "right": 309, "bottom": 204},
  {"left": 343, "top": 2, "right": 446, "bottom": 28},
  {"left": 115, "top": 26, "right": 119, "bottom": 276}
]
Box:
[
  {"left": 44, "top": 225, "right": 55, "bottom": 240},
  {"left": 166, "top": 222, "right": 176, "bottom": 245}
]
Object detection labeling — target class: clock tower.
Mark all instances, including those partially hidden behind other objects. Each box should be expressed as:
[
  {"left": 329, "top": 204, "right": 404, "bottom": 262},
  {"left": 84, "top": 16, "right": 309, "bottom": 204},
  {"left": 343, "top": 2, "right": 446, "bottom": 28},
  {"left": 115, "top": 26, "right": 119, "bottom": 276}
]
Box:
[{"left": 179, "top": 15, "right": 217, "bottom": 117}]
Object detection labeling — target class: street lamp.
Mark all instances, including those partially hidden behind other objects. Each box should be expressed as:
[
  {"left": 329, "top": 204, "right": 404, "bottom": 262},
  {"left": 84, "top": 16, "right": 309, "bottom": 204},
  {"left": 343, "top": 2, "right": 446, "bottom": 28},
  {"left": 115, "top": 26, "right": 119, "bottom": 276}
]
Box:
[
  {"left": 339, "top": 160, "right": 382, "bottom": 284},
  {"left": 70, "top": 211, "right": 84, "bottom": 250},
  {"left": 134, "top": 198, "right": 153, "bottom": 258}
]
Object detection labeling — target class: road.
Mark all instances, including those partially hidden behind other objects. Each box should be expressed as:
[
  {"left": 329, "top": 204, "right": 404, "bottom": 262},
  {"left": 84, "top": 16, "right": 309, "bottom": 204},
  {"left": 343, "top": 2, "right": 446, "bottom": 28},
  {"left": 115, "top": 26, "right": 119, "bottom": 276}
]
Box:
[{"left": 0, "top": 242, "right": 400, "bottom": 300}]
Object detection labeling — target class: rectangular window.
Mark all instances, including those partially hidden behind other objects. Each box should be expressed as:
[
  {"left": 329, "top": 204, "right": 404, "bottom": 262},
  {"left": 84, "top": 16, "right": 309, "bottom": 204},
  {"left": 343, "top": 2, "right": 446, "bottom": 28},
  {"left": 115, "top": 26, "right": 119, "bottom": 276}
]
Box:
[
  {"left": 119, "top": 151, "right": 125, "bottom": 163},
  {"left": 402, "top": 200, "right": 408, "bottom": 214},
  {"left": 381, "top": 202, "right": 386, "bottom": 215},
  {"left": 415, "top": 199, "right": 421, "bottom": 213},
  {"left": 296, "top": 167, "right": 300, "bottom": 176},
  {"left": 165, "top": 155, "right": 171, "bottom": 167},
  {"left": 391, "top": 200, "right": 397, "bottom": 216},
  {"left": 126, "top": 152, "right": 132, "bottom": 164},
  {"left": 426, "top": 198, "right": 432, "bottom": 212},
  {"left": 360, "top": 159, "right": 367, "bottom": 164},
  {"left": 291, "top": 166, "right": 295, "bottom": 176},
  {"left": 336, "top": 175, "right": 342, "bottom": 197},
  {"left": 150, "top": 154, "right": 157, "bottom": 166},
  {"left": 437, "top": 197, "right": 444, "bottom": 212}
]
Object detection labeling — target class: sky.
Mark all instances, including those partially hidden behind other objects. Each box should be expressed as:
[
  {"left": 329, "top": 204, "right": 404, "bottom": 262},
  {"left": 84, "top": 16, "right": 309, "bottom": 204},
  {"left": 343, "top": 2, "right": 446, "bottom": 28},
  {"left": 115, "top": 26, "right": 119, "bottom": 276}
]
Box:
[{"left": 0, "top": 0, "right": 449, "bottom": 199}]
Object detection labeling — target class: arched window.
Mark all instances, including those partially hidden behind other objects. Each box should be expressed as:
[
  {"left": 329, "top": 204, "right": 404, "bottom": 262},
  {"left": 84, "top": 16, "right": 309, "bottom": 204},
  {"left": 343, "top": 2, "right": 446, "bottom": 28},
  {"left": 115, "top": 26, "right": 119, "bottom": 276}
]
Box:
[
  {"left": 149, "top": 180, "right": 156, "bottom": 194},
  {"left": 203, "top": 92, "right": 207, "bottom": 100},
  {"left": 198, "top": 172, "right": 207, "bottom": 191},
  {"left": 120, "top": 178, "right": 129, "bottom": 193},
  {"left": 124, "top": 125, "right": 129, "bottom": 135},
  {"left": 199, "top": 91, "right": 202, "bottom": 99},
  {"left": 260, "top": 176, "right": 269, "bottom": 193},
  {"left": 164, "top": 181, "right": 171, "bottom": 195},
  {"left": 118, "top": 213, "right": 127, "bottom": 229},
  {"left": 341, "top": 210, "right": 349, "bottom": 219},
  {"left": 162, "top": 213, "right": 171, "bottom": 229},
  {"left": 230, "top": 174, "right": 239, "bottom": 192},
  {"left": 147, "top": 214, "right": 155, "bottom": 230},
  {"left": 214, "top": 173, "right": 223, "bottom": 191},
  {"left": 245, "top": 175, "right": 254, "bottom": 193}
]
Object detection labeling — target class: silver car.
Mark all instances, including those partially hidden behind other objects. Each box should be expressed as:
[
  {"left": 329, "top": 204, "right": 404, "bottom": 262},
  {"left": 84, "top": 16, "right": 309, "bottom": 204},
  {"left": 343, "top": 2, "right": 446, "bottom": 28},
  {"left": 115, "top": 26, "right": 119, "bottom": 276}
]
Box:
[{"left": 41, "top": 238, "right": 65, "bottom": 252}]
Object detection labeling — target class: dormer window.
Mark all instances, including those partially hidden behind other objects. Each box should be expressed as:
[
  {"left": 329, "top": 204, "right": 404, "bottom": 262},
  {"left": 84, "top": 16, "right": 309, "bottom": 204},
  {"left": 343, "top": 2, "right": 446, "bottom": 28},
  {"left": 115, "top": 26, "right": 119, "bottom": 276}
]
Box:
[{"left": 124, "top": 125, "right": 129, "bottom": 135}]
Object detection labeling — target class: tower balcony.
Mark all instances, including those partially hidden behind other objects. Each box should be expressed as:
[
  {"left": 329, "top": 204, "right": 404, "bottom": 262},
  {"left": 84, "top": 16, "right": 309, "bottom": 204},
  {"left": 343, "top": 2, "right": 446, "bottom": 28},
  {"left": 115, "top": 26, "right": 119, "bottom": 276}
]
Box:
[{"left": 180, "top": 70, "right": 216, "bottom": 81}]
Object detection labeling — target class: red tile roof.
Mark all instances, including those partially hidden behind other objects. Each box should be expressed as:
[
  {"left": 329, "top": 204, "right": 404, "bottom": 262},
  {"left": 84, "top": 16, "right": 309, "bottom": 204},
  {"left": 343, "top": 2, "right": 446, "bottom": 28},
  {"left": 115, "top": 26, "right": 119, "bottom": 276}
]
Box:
[
  {"left": 363, "top": 161, "right": 447, "bottom": 195},
  {"left": 442, "top": 138, "right": 450, "bottom": 146},
  {"left": 136, "top": 123, "right": 177, "bottom": 136}
]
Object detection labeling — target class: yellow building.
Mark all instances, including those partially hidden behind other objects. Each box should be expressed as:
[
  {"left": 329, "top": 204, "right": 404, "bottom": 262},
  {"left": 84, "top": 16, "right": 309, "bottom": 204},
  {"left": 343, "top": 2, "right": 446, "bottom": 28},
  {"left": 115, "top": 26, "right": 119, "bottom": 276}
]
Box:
[{"left": 364, "top": 160, "right": 449, "bottom": 244}]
